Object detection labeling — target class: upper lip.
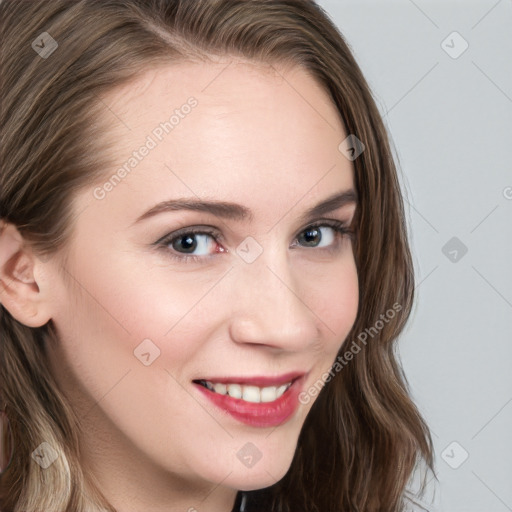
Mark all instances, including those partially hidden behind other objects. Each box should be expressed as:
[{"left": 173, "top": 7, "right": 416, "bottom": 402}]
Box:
[{"left": 193, "top": 371, "right": 306, "bottom": 387}]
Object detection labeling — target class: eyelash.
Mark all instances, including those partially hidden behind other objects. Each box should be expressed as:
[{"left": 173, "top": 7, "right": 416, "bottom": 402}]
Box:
[{"left": 155, "top": 219, "right": 354, "bottom": 264}]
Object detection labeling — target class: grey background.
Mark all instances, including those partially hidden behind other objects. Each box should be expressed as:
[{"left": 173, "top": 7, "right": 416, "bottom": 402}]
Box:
[{"left": 316, "top": 1, "right": 512, "bottom": 511}]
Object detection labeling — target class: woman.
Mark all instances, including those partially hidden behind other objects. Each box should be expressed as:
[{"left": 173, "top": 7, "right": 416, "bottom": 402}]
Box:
[{"left": 0, "top": 1, "right": 435, "bottom": 510}]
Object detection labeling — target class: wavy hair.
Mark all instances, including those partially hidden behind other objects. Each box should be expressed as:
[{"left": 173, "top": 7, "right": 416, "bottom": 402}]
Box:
[{"left": 0, "top": 1, "right": 434, "bottom": 510}]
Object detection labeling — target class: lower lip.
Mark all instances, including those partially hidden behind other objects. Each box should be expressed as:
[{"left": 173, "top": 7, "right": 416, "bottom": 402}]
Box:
[{"left": 193, "top": 377, "right": 304, "bottom": 428}]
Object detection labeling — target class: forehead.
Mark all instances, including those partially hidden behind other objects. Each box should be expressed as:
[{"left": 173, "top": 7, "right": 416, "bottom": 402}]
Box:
[
  {"left": 101, "top": 57, "right": 346, "bottom": 147},
  {"left": 83, "top": 59, "right": 354, "bottom": 223}
]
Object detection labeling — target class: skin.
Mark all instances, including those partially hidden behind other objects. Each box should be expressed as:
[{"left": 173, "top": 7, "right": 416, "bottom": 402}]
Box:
[{"left": 0, "top": 59, "right": 359, "bottom": 512}]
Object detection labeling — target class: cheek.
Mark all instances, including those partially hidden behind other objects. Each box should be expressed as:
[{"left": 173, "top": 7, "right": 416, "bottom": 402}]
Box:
[
  {"left": 55, "top": 253, "right": 209, "bottom": 351},
  {"left": 49, "top": 260, "right": 218, "bottom": 460},
  {"left": 49, "top": 257, "right": 193, "bottom": 402},
  {"left": 304, "top": 254, "right": 359, "bottom": 345},
  {"left": 50, "top": 254, "right": 236, "bottom": 443}
]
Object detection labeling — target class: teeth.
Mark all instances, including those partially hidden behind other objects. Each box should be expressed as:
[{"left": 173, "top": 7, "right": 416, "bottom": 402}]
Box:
[
  {"left": 260, "top": 386, "right": 278, "bottom": 403},
  {"left": 242, "top": 386, "right": 260, "bottom": 403},
  {"left": 213, "top": 383, "right": 227, "bottom": 395},
  {"left": 276, "top": 384, "right": 288, "bottom": 398},
  {"left": 200, "top": 380, "right": 293, "bottom": 403},
  {"left": 227, "top": 383, "right": 242, "bottom": 399}
]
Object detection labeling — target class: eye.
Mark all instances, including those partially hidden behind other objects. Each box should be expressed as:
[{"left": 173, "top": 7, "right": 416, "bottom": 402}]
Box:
[
  {"left": 171, "top": 232, "right": 213, "bottom": 254},
  {"left": 159, "top": 227, "right": 221, "bottom": 262},
  {"left": 291, "top": 220, "right": 352, "bottom": 251},
  {"left": 296, "top": 224, "right": 337, "bottom": 248}
]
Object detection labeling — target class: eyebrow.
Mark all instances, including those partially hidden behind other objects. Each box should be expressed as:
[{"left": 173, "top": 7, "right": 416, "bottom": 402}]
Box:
[{"left": 132, "top": 188, "right": 358, "bottom": 226}]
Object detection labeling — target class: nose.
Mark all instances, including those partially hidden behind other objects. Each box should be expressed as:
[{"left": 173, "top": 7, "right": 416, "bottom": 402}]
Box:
[{"left": 228, "top": 241, "right": 320, "bottom": 352}]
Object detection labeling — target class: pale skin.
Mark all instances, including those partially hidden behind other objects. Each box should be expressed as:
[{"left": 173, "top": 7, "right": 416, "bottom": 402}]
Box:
[{"left": 0, "top": 59, "right": 359, "bottom": 512}]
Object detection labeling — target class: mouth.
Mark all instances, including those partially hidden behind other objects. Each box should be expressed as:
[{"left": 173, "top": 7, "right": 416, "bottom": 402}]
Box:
[
  {"left": 192, "top": 378, "right": 295, "bottom": 404},
  {"left": 191, "top": 372, "right": 306, "bottom": 427}
]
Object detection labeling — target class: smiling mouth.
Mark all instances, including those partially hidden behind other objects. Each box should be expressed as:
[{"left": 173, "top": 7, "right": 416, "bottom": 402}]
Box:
[
  {"left": 193, "top": 379, "right": 295, "bottom": 404},
  {"left": 192, "top": 374, "right": 306, "bottom": 427}
]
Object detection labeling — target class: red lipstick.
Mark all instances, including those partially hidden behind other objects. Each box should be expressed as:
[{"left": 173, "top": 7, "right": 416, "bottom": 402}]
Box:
[{"left": 192, "top": 373, "right": 305, "bottom": 428}]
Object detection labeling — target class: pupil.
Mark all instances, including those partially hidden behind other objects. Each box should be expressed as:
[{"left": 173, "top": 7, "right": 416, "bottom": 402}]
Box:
[
  {"left": 302, "top": 227, "right": 320, "bottom": 246},
  {"left": 175, "top": 234, "right": 196, "bottom": 253}
]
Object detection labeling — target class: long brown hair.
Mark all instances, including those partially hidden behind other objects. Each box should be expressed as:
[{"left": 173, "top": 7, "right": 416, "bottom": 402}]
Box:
[{"left": 0, "top": 1, "right": 434, "bottom": 510}]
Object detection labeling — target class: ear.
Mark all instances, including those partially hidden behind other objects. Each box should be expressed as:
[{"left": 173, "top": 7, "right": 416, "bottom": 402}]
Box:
[{"left": 0, "top": 220, "right": 52, "bottom": 328}]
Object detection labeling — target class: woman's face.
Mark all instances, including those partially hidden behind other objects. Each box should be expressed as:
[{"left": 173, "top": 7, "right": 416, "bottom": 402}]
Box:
[{"left": 44, "top": 59, "right": 359, "bottom": 509}]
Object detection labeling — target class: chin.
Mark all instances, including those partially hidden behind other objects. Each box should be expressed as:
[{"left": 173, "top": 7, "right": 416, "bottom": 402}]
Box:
[{"left": 227, "top": 458, "right": 293, "bottom": 491}]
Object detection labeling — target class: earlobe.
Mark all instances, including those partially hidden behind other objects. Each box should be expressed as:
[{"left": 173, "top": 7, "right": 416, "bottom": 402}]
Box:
[{"left": 0, "top": 221, "right": 51, "bottom": 328}]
